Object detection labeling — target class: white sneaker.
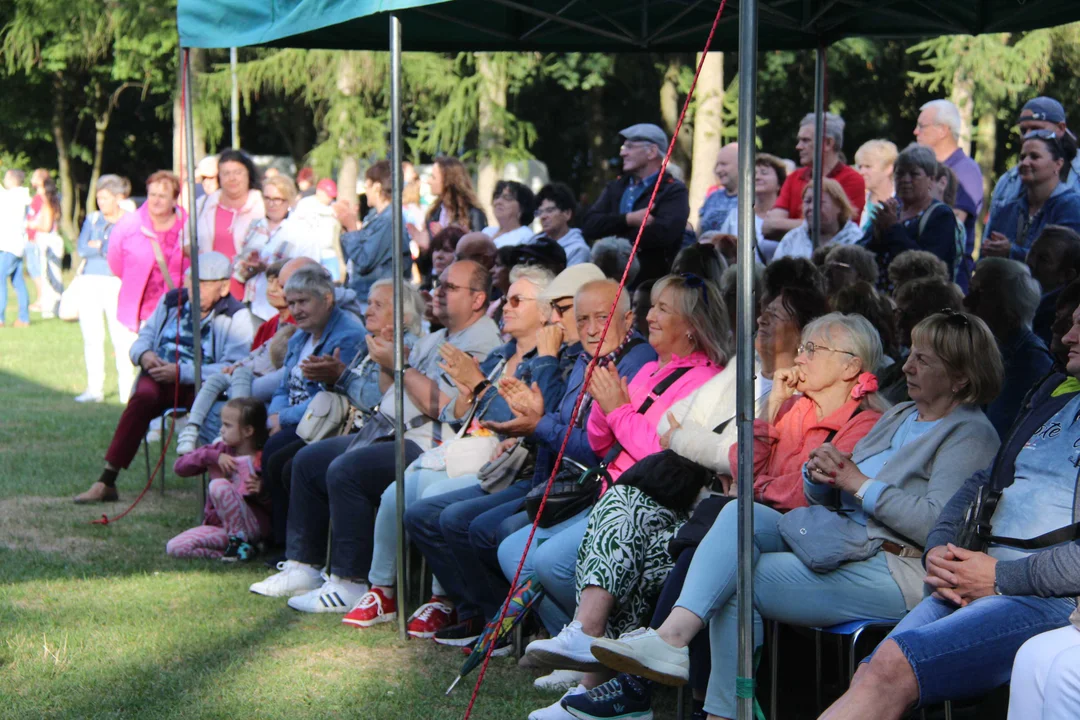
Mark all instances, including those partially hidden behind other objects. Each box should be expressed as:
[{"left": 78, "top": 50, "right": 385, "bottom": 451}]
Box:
[
  {"left": 528, "top": 685, "right": 586, "bottom": 720},
  {"left": 175, "top": 424, "right": 201, "bottom": 456},
  {"left": 589, "top": 627, "right": 689, "bottom": 686},
  {"left": 74, "top": 391, "right": 104, "bottom": 403},
  {"left": 525, "top": 620, "right": 603, "bottom": 671},
  {"left": 249, "top": 560, "right": 323, "bottom": 598},
  {"left": 534, "top": 669, "right": 586, "bottom": 692},
  {"left": 145, "top": 424, "right": 163, "bottom": 444},
  {"left": 287, "top": 575, "right": 368, "bottom": 614}
]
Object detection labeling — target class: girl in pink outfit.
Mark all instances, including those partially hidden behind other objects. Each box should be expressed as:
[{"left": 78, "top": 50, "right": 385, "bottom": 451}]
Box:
[
  {"left": 166, "top": 398, "right": 270, "bottom": 560},
  {"left": 107, "top": 171, "right": 189, "bottom": 332}
]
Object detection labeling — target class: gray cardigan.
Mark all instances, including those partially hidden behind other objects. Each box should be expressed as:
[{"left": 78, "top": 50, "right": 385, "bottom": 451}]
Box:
[{"left": 805, "top": 402, "right": 1000, "bottom": 609}]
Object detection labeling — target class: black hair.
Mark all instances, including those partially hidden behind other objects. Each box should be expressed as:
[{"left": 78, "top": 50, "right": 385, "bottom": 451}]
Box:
[
  {"left": 225, "top": 397, "right": 269, "bottom": 450},
  {"left": 266, "top": 259, "right": 287, "bottom": 280},
  {"left": 894, "top": 277, "right": 964, "bottom": 345},
  {"left": 217, "top": 149, "right": 262, "bottom": 192},
  {"left": 1035, "top": 225, "right": 1080, "bottom": 275},
  {"left": 1024, "top": 131, "right": 1079, "bottom": 182},
  {"left": 494, "top": 180, "right": 536, "bottom": 226},
  {"left": 778, "top": 285, "right": 830, "bottom": 333},
  {"left": 672, "top": 243, "right": 727, "bottom": 287},
  {"left": 763, "top": 256, "right": 827, "bottom": 302},
  {"left": 831, "top": 281, "right": 900, "bottom": 360},
  {"left": 536, "top": 182, "right": 578, "bottom": 219}
]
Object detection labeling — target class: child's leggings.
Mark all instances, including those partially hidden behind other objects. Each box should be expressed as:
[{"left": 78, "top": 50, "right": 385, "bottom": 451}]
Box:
[{"left": 166, "top": 478, "right": 262, "bottom": 559}]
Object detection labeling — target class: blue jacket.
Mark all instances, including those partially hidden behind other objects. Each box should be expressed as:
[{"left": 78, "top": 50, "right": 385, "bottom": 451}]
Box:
[
  {"left": 529, "top": 336, "right": 657, "bottom": 487},
  {"left": 340, "top": 206, "right": 398, "bottom": 302},
  {"left": 76, "top": 211, "right": 123, "bottom": 276},
  {"left": 270, "top": 305, "right": 367, "bottom": 426},
  {"left": 985, "top": 182, "right": 1080, "bottom": 262},
  {"left": 986, "top": 328, "right": 1054, "bottom": 440},
  {"left": 440, "top": 339, "right": 544, "bottom": 426}
]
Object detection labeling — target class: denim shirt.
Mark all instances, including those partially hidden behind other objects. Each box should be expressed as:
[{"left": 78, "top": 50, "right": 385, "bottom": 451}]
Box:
[
  {"left": 985, "top": 182, "right": 1080, "bottom": 261},
  {"left": 341, "top": 205, "right": 397, "bottom": 302},
  {"left": 620, "top": 172, "right": 659, "bottom": 214},
  {"left": 334, "top": 330, "right": 420, "bottom": 415},
  {"left": 76, "top": 211, "right": 123, "bottom": 276},
  {"left": 438, "top": 338, "right": 539, "bottom": 426}
]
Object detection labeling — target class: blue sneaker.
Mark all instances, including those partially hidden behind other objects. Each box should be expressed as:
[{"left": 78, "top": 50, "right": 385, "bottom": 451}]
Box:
[{"left": 561, "top": 673, "right": 653, "bottom": 720}]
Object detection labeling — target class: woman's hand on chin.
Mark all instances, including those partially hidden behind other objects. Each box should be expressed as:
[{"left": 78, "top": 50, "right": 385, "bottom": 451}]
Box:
[{"left": 766, "top": 366, "right": 800, "bottom": 422}]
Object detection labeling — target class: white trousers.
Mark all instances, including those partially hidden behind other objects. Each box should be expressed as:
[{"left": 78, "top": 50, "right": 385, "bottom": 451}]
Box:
[
  {"left": 77, "top": 274, "right": 137, "bottom": 401},
  {"left": 1010, "top": 624, "right": 1080, "bottom": 720}
]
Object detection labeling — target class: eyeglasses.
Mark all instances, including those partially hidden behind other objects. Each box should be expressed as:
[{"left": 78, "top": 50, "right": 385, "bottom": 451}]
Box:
[
  {"left": 536, "top": 205, "right": 564, "bottom": 216},
  {"left": 506, "top": 294, "right": 537, "bottom": 309},
  {"left": 265, "top": 197, "right": 287, "bottom": 205},
  {"left": 797, "top": 341, "right": 856, "bottom": 360},
  {"left": 620, "top": 140, "right": 654, "bottom": 151},
  {"left": 550, "top": 300, "right": 573, "bottom": 317},
  {"left": 436, "top": 281, "right": 482, "bottom": 294},
  {"left": 494, "top": 192, "right": 518, "bottom": 203}
]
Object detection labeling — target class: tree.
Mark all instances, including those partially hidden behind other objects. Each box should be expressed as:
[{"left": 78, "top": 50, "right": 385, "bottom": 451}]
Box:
[{"left": 687, "top": 52, "right": 723, "bottom": 230}]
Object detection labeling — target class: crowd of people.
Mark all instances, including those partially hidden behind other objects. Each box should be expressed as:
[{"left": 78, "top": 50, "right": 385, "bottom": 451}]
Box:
[{"left": 3, "top": 92, "right": 1080, "bottom": 720}]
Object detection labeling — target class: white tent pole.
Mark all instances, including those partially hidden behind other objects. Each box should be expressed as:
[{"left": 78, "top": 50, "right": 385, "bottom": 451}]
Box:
[
  {"left": 183, "top": 48, "right": 205, "bottom": 519},
  {"left": 390, "top": 13, "right": 408, "bottom": 642},
  {"left": 811, "top": 45, "right": 825, "bottom": 249},
  {"left": 230, "top": 47, "right": 240, "bottom": 148},
  {"left": 735, "top": 0, "right": 759, "bottom": 716}
]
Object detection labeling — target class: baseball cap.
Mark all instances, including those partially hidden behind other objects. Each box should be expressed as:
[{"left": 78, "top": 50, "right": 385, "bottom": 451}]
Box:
[
  {"left": 195, "top": 155, "right": 218, "bottom": 180},
  {"left": 539, "top": 263, "right": 606, "bottom": 303},
  {"left": 1017, "top": 97, "right": 1067, "bottom": 125},
  {"left": 316, "top": 178, "right": 338, "bottom": 198},
  {"left": 620, "top": 123, "right": 668, "bottom": 150},
  {"left": 188, "top": 251, "right": 232, "bottom": 281}
]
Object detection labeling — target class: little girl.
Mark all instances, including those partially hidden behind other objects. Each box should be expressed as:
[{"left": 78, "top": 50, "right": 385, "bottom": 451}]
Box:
[{"left": 166, "top": 397, "right": 271, "bottom": 560}]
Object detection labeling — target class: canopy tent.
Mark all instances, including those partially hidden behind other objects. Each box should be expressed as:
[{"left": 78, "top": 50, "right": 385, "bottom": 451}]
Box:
[
  {"left": 179, "top": 0, "right": 1080, "bottom": 51},
  {"left": 176, "top": 3, "right": 1080, "bottom": 717}
]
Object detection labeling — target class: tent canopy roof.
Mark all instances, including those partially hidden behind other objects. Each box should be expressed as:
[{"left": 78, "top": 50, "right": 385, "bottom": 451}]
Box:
[{"left": 178, "top": 0, "right": 1079, "bottom": 51}]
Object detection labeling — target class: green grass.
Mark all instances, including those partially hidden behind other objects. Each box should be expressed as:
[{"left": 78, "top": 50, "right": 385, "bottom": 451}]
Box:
[{"left": 0, "top": 288, "right": 684, "bottom": 719}]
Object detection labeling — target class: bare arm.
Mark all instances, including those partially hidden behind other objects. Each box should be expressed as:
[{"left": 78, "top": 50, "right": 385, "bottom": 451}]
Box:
[
  {"left": 403, "top": 367, "right": 451, "bottom": 419},
  {"left": 762, "top": 208, "right": 800, "bottom": 240}
]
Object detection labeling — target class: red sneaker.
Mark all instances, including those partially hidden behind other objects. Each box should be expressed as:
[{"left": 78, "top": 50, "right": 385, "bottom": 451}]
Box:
[
  {"left": 342, "top": 588, "right": 397, "bottom": 628},
  {"left": 407, "top": 597, "right": 457, "bottom": 639}
]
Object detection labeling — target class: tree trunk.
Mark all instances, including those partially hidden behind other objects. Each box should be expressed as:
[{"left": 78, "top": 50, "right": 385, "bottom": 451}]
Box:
[
  {"left": 476, "top": 52, "right": 508, "bottom": 224},
  {"left": 335, "top": 52, "right": 360, "bottom": 209},
  {"left": 973, "top": 109, "right": 997, "bottom": 247},
  {"left": 585, "top": 84, "right": 609, "bottom": 203},
  {"left": 688, "top": 52, "right": 723, "bottom": 230},
  {"left": 950, "top": 63, "right": 975, "bottom": 156},
  {"left": 51, "top": 72, "right": 76, "bottom": 242},
  {"left": 86, "top": 80, "right": 109, "bottom": 216},
  {"left": 660, "top": 55, "right": 692, "bottom": 176}
]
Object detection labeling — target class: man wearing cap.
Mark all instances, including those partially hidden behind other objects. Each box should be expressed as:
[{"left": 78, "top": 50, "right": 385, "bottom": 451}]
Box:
[
  {"left": 764, "top": 111, "right": 866, "bottom": 240},
  {"left": 194, "top": 155, "right": 219, "bottom": 201},
  {"left": 74, "top": 251, "right": 257, "bottom": 503},
  {"left": 511, "top": 236, "right": 568, "bottom": 277},
  {"left": 580, "top": 123, "right": 689, "bottom": 285},
  {"left": 988, "top": 97, "right": 1080, "bottom": 221}
]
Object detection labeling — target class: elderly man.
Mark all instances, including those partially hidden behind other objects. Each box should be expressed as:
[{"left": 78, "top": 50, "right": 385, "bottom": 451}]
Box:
[
  {"left": 455, "top": 231, "right": 498, "bottom": 270},
  {"left": 581, "top": 123, "right": 690, "bottom": 285},
  {"left": 403, "top": 272, "right": 657, "bottom": 645},
  {"left": 74, "top": 252, "right": 256, "bottom": 503},
  {"left": 699, "top": 143, "right": 739, "bottom": 235},
  {"left": 763, "top": 112, "right": 866, "bottom": 240},
  {"left": 914, "top": 99, "right": 984, "bottom": 290},
  {"left": 820, "top": 302, "right": 1080, "bottom": 720}
]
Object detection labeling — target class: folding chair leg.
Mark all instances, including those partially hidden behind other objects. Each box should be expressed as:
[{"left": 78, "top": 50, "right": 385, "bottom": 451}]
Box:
[
  {"left": 159, "top": 415, "right": 168, "bottom": 496},
  {"left": 944, "top": 701, "right": 952, "bottom": 720},
  {"left": 143, "top": 439, "right": 150, "bottom": 486},
  {"left": 815, "top": 630, "right": 823, "bottom": 712},
  {"left": 769, "top": 621, "right": 780, "bottom": 720},
  {"left": 417, "top": 555, "right": 428, "bottom": 608},
  {"left": 676, "top": 686, "right": 686, "bottom": 720},
  {"left": 513, "top": 623, "right": 524, "bottom": 659}
]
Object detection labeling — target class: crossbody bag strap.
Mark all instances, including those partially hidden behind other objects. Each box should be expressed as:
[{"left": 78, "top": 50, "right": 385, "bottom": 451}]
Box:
[
  {"left": 600, "top": 366, "right": 694, "bottom": 467},
  {"left": 149, "top": 236, "right": 176, "bottom": 291}
]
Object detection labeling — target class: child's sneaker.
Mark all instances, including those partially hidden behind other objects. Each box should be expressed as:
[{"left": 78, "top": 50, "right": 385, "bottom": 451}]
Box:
[
  {"left": 175, "top": 424, "right": 201, "bottom": 455},
  {"left": 221, "top": 533, "right": 257, "bottom": 563}
]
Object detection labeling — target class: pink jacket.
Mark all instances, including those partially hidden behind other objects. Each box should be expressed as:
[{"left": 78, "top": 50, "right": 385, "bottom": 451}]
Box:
[
  {"left": 194, "top": 189, "right": 265, "bottom": 258},
  {"left": 108, "top": 203, "right": 189, "bottom": 332},
  {"left": 173, "top": 442, "right": 270, "bottom": 537},
  {"left": 587, "top": 351, "right": 720, "bottom": 481}
]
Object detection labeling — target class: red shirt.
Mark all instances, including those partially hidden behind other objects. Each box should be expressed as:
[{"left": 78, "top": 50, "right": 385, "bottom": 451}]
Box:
[
  {"left": 26, "top": 195, "right": 43, "bottom": 241},
  {"left": 774, "top": 162, "right": 866, "bottom": 220},
  {"left": 251, "top": 313, "right": 295, "bottom": 351},
  {"left": 213, "top": 205, "right": 237, "bottom": 259}
]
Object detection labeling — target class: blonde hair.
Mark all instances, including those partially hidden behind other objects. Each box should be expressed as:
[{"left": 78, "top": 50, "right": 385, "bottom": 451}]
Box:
[
  {"left": 854, "top": 140, "right": 899, "bottom": 170},
  {"left": 911, "top": 312, "right": 1003, "bottom": 406},
  {"left": 802, "top": 178, "right": 855, "bottom": 228},
  {"left": 651, "top": 274, "right": 733, "bottom": 367},
  {"left": 264, "top": 175, "right": 298, "bottom": 205}
]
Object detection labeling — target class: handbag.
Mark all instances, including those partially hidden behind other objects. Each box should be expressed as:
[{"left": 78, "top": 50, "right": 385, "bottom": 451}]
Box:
[
  {"left": 297, "top": 391, "right": 359, "bottom": 444},
  {"left": 442, "top": 358, "right": 507, "bottom": 478},
  {"left": 616, "top": 449, "right": 714, "bottom": 512},
  {"left": 58, "top": 261, "right": 87, "bottom": 322},
  {"left": 777, "top": 505, "right": 884, "bottom": 573},
  {"left": 478, "top": 439, "right": 531, "bottom": 493}
]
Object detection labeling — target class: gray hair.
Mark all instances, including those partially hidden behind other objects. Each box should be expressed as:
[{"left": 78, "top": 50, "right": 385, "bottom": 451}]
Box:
[
  {"left": 575, "top": 278, "right": 631, "bottom": 316},
  {"left": 921, "top": 99, "right": 963, "bottom": 141},
  {"left": 800, "top": 112, "right": 846, "bottom": 150},
  {"left": 591, "top": 236, "right": 640, "bottom": 286},
  {"left": 974, "top": 258, "right": 1041, "bottom": 330},
  {"left": 802, "top": 312, "right": 889, "bottom": 412},
  {"left": 509, "top": 264, "right": 555, "bottom": 292},
  {"left": 651, "top": 274, "right": 733, "bottom": 366},
  {"left": 284, "top": 264, "right": 335, "bottom": 302},
  {"left": 369, "top": 278, "right": 425, "bottom": 337},
  {"left": 96, "top": 174, "right": 126, "bottom": 196},
  {"left": 894, "top": 143, "right": 938, "bottom": 179}
]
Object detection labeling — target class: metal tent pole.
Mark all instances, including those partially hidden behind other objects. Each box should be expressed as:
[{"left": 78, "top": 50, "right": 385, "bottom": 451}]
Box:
[
  {"left": 230, "top": 47, "right": 240, "bottom": 148},
  {"left": 390, "top": 13, "right": 408, "bottom": 642},
  {"left": 811, "top": 45, "right": 825, "bottom": 250},
  {"left": 735, "top": 0, "right": 759, "bottom": 718},
  {"left": 183, "top": 48, "right": 205, "bottom": 519}
]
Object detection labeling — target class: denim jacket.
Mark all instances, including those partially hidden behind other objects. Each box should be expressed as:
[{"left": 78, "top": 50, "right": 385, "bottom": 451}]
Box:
[
  {"left": 438, "top": 338, "right": 540, "bottom": 427},
  {"left": 985, "top": 182, "right": 1080, "bottom": 262}
]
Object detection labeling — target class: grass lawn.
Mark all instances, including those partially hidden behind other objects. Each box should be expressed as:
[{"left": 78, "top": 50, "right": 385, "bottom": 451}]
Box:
[{"left": 0, "top": 290, "right": 687, "bottom": 720}]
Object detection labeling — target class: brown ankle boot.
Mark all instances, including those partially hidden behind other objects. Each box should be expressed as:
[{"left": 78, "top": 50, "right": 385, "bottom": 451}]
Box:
[{"left": 74, "top": 482, "right": 119, "bottom": 504}]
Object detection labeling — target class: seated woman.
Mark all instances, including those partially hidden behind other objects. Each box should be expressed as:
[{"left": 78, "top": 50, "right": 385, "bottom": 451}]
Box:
[
  {"left": 577, "top": 312, "right": 1003, "bottom": 720},
  {"left": 1010, "top": 612, "right": 1080, "bottom": 719},
  {"left": 74, "top": 252, "right": 255, "bottom": 503},
  {"left": 864, "top": 144, "right": 963, "bottom": 282},
  {"left": 342, "top": 265, "right": 553, "bottom": 628},
  {"left": 772, "top": 179, "right": 863, "bottom": 262},
  {"left": 982, "top": 130, "right": 1080, "bottom": 262}
]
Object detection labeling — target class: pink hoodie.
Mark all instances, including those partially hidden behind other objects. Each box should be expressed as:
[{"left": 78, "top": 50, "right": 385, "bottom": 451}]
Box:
[
  {"left": 587, "top": 351, "right": 720, "bottom": 481},
  {"left": 107, "top": 203, "right": 189, "bottom": 332}
]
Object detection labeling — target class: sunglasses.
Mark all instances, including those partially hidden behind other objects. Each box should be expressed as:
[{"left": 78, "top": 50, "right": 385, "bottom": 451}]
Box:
[
  {"left": 506, "top": 294, "right": 537, "bottom": 309},
  {"left": 550, "top": 300, "right": 573, "bottom": 317}
]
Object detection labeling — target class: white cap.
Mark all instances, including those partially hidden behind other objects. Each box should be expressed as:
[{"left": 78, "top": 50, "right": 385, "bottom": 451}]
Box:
[
  {"left": 186, "top": 251, "right": 232, "bottom": 281},
  {"left": 539, "top": 263, "right": 606, "bottom": 303}
]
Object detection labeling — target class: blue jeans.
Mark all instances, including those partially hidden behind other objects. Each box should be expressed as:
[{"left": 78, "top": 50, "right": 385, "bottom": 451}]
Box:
[
  {"left": 0, "top": 251, "right": 29, "bottom": 324},
  {"left": 674, "top": 500, "right": 908, "bottom": 718},
  {"left": 881, "top": 594, "right": 1076, "bottom": 707},
  {"left": 498, "top": 509, "right": 590, "bottom": 635}
]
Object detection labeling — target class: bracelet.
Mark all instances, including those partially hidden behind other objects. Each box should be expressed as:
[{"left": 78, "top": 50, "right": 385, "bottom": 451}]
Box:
[{"left": 472, "top": 379, "right": 491, "bottom": 398}]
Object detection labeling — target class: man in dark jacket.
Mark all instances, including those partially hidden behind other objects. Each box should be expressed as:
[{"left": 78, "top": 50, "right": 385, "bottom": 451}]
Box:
[{"left": 581, "top": 123, "right": 689, "bottom": 285}]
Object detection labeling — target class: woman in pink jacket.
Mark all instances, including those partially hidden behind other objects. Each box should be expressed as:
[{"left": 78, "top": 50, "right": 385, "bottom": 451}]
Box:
[
  {"left": 519, "top": 274, "right": 728, "bottom": 711},
  {"left": 107, "top": 171, "right": 189, "bottom": 333},
  {"left": 193, "top": 149, "right": 265, "bottom": 260}
]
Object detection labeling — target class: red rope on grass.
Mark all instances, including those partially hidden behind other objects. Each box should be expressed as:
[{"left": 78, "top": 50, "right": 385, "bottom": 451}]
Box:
[
  {"left": 460, "top": 3, "right": 729, "bottom": 716},
  {"left": 93, "top": 50, "right": 192, "bottom": 526}
]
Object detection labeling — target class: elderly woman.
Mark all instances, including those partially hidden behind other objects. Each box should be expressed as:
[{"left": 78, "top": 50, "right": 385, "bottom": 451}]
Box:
[
  {"left": 74, "top": 252, "right": 255, "bottom": 503},
  {"left": 581, "top": 312, "right": 1003, "bottom": 720},
  {"left": 262, "top": 264, "right": 366, "bottom": 462},
  {"left": 194, "top": 148, "right": 265, "bottom": 260},
  {"left": 74, "top": 174, "right": 134, "bottom": 404},
  {"left": 108, "top": 171, "right": 189, "bottom": 336},
  {"left": 716, "top": 153, "right": 789, "bottom": 264},
  {"left": 236, "top": 174, "right": 320, "bottom": 322},
  {"left": 337, "top": 161, "right": 398, "bottom": 303},
  {"left": 983, "top": 130, "right": 1080, "bottom": 262},
  {"left": 483, "top": 180, "right": 536, "bottom": 248},
  {"left": 342, "top": 265, "right": 554, "bottom": 627},
  {"left": 865, "top": 144, "right": 962, "bottom": 280},
  {"left": 773, "top": 179, "right": 863, "bottom": 261},
  {"left": 855, "top": 139, "right": 898, "bottom": 230}
]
